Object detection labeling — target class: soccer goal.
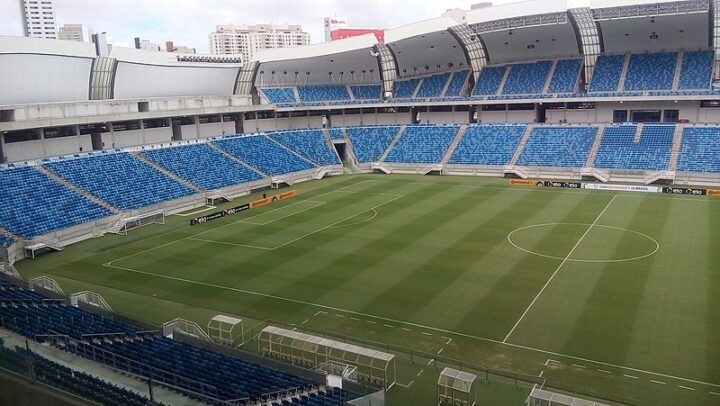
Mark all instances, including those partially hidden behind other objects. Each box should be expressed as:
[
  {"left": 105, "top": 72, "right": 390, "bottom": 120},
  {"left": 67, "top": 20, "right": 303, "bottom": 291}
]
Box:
[{"left": 110, "top": 210, "right": 165, "bottom": 236}]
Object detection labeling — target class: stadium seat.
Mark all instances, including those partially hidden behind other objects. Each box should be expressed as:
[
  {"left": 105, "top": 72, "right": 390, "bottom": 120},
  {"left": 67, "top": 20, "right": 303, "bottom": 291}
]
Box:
[
  {"left": 676, "top": 126, "right": 720, "bottom": 173},
  {"left": 384, "top": 125, "right": 459, "bottom": 164},
  {"left": 328, "top": 128, "right": 346, "bottom": 141},
  {"left": 548, "top": 59, "right": 583, "bottom": 93},
  {"left": 594, "top": 124, "right": 675, "bottom": 170},
  {"left": 270, "top": 129, "right": 341, "bottom": 166},
  {"left": 297, "top": 85, "right": 350, "bottom": 102},
  {"left": 261, "top": 88, "right": 298, "bottom": 104},
  {"left": 415, "top": 72, "right": 451, "bottom": 98},
  {"left": 350, "top": 84, "right": 382, "bottom": 100},
  {"left": 0, "top": 167, "right": 113, "bottom": 238},
  {"left": 44, "top": 153, "right": 197, "bottom": 211},
  {"left": 588, "top": 55, "right": 625, "bottom": 92},
  {"left": 472, "top": 66, "right": 507, "bottom": 96},
  {"left": 623, "top": 52, "right": 677, "bottom": 91},
  {"left": 393, "top": 78, "right": 421, "bottom": 98},
  {"left": 74, "top": 337, "right": 315, "bottom": 402},
  {"left": 346, "top": 126, "right": 401, "bottom": 163},
  {"left": 678, "top": 50, "right": 714, "bottom": 90},
  {"left": 517, "top": 127, "right": 598, "bottom": 167},
  {"left": 141, "top": 144, "right": 264, "bottom": 191},
  {"left": 0, "top": 233, "right": 13, "bottom": 248},
  {"left": 448, "top": 124, "right": 527, "bottom": 165},
  {"left": 502, "top": 61, "right": 553, "bottom": 94},
  {"left": 0, "top": 345, "right": 153, "bottom": 406},
  {"left": 214, "top": 135, "right": 316, "bottom": 176},
  {"left": 444, "top": 70, "right": 470, "bottom": 97}
]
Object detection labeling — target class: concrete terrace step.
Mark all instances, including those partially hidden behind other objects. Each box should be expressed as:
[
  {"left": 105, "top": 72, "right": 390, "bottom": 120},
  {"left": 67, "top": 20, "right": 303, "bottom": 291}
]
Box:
[{"left": 379, "top": 125, "right": 406, "bottom": 162}]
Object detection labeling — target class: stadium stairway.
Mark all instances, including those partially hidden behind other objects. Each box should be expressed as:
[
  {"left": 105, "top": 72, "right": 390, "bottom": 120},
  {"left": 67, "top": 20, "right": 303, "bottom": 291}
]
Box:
[
  {"left": 667, "top": 123, "right": 687, "bottom": 172},
  {"left": 35, "top": 165, "right": 120, "bottom": 213},
  {"left": 440, "top": 73, "right": 453, "bottom": 97},
  {"left": 321, "top": 128, "right": 339, "bottom": 159},
  {"left": 542, "top": 60, "right": 558, "bottom": 94},
  {"left": 440, "top": 124, "right": 468, "bottom": 165},
  {"left": 672, "top": 51, "right": 684, "bottom": 91},
  {"left": 508, "top": 125, "right": 535, "bottom": 166},
  {"left": 207, "top": 142, "right": 271, "bottom": 178},
  {"left": 617, "top": 52, "right": 631, "bottom": 92},
  {"left": 378, "top": 125, "right": 406, "bottom": 162},
  {"left": 584, "top": 124, "right": 607, "bottom": 168},
  {"left": 496, "top": 67, "right": 511, "bottom": 96},
  {"left": 132, "top": 151, "right": 204, "bottom": 193},
  {"left": 265, "top": 134, "right": 327, "bottom": 167}
]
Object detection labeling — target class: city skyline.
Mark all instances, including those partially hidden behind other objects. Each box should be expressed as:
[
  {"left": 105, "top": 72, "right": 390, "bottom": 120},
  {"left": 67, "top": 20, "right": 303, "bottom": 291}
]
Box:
[{"left": 0, "top": 0, "right": 545, "bottom": 53}]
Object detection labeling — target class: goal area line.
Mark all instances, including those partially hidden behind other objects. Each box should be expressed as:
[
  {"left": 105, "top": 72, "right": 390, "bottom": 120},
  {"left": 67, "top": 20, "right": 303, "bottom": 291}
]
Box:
[{"left": 99, "top": 261, "right": 720, "bottom": 391}]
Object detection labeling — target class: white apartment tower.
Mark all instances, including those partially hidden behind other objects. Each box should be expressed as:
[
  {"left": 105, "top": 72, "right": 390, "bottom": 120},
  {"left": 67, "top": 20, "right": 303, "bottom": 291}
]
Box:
[
  {"left": 209, "top": 24, "right": 311, "bottom": 62},
  {"left": 58, "top": 24, "right": 84, "bottom": 42},
  {"left": 18, "top": 0, "right": 57, "bottom": 39}
]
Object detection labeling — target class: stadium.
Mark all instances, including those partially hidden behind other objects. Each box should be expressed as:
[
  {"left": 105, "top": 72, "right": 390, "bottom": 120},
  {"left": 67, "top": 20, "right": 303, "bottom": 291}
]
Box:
[{"left": 1, "top": 0, "right": 720, "bottom": 404}]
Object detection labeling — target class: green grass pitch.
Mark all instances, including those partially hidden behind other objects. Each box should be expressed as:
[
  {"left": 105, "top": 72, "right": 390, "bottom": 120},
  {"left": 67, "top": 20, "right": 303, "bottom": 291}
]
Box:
[{"left": 15, "top": 174, "right": 720, "bottom": 405}]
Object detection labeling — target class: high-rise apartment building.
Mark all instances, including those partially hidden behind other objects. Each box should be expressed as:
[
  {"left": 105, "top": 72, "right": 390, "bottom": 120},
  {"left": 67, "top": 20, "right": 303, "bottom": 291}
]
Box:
[
  {"left": 18, "top": 0, "right": 57, "bottom": 39},
  {"left": 209, "top": 24, "right": 311, "bottom": 62},
  {"left": 58, "top": 24, "right": 84, "bottom": 42}
]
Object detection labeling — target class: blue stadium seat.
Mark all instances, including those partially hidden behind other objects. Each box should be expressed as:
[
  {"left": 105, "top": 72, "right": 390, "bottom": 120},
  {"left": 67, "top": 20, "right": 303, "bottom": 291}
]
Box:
[
  {"left": 74, "top": 337, "right": 315, "bottom": 402},
  {"left": 297, "top": 85, "right": 350, "bottom": 102},
  {"left": 261, "top": 88, "right": 297, "bottom": 104},
  {"left": 517, "top": 127, "right": 598, "bottom": 167},
  {"left": 0, "top": 167, "right": 113, "bottom": 238},
  {"left": 385, "top": 125, "right": 459, "bottom": 164},
  {"left": 548, "top": 59, "right": 583, "bottom": 93},
  {"left": 678, "top": 50, "right": 714, "bottom": 90},
  {"left": 0, "top": 345, "right": 153, "bottom": 406},
  {"left": 0, "top": 233, "right": 15, "bottom": 248},
  {"left": 328, "top": 128, "right": 345, "bottom": 141},
  {"left": 444, "top": 70, "right": 470, "bottom": 97},
  {"left": 0, "top": 301, "right": 140, "bottom": 340},
  {"left": 502, "top": 61, "right": 553, "bottom": 94},
  {"left": 346, "top": 126, "right": 401, "bottom": 163},
  {"left": 594, "top": 124, "right": 675, "bottom": 170},
  {"left": 416, "top": 73, "right": 451, "bottom": 98},
  {"left": 393, "top": 78, "right": 421, "bottom": 98},
  {"left": 270, "top": 130, "right": 340, "bottom": 166},
  {"left": 472, "top": 66, "right": 506, "bottom": 96},
  {"left": 0, "top": 281, "right": 319, "bottom": 404},
  {"left": 214, "top": 135, "right": 315, "bottom": 176},
  {"left": 350, "top": 84, "right": 382, "bottom": 100},
  {"left": 589, "top": 55, "right": 625, "bottom": 92},
  {"left": 624, "top": 52, "right": 677, "bottom": 91},
  {"left": 676, "top": 126, "right": 720, "bottom": 173},
  {"left": 141, "top": 144, "right": 264, "bottom": 191},
  {"left": 449, "top": 125, "right": 527, "bottom": 165},
  {"left": 45, "top": 153, "right": 197, "bottom": 211}
]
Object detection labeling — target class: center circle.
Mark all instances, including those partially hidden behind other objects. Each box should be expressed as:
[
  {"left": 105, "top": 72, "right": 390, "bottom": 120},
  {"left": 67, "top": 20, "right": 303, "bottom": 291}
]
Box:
[{"left": 507, "top": 223, "right": 659, "bottom": 263}]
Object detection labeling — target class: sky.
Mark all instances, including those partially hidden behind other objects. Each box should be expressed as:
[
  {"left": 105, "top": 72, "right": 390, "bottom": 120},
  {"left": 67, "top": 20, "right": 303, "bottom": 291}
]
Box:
[{"left": 0, "top": 0, "right": 590, "bottom": 53}]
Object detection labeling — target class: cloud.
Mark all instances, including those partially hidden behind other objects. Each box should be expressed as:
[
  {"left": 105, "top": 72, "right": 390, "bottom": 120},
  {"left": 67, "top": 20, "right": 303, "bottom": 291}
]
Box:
[
  {"left": 0, "top": 0, "right": 591, "bottom": 53},
  {"left": 1, "top": 0, "right": 479, "bottom": 52}
]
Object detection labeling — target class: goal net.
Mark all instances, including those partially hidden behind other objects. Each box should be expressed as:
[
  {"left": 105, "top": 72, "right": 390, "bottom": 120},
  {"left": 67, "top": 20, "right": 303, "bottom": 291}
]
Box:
[{"left": 112, "top": 211, "right": 165, "bottom": 236}]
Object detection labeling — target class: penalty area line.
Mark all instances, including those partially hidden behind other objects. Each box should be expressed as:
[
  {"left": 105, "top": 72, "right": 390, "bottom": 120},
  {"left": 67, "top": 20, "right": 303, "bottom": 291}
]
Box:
[{"left": 100, "top": 262, "right": 720, "bottom": 390}]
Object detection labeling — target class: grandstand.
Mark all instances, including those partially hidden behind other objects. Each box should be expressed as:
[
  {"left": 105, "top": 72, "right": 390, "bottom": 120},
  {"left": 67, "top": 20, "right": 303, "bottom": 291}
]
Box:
[{"left": 2, "top": 1, "right": 720, "bottom": 405}]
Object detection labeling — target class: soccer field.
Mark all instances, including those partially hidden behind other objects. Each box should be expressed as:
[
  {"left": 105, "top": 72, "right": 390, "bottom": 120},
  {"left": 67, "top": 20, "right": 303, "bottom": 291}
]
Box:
[{"left": 16, "top": 174, "right": 720, "bottom": 405}]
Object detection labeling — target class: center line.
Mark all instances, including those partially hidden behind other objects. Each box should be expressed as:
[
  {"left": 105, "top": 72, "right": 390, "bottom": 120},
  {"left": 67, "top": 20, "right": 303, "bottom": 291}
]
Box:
[{"left": 503, "top": 195, "right": 617, "bottom": 343}]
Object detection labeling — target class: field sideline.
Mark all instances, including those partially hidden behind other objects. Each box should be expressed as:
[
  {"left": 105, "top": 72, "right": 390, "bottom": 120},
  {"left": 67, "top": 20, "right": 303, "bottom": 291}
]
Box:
[{"left": 15, "top": 174, "right": 720, "bottom": 405}]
